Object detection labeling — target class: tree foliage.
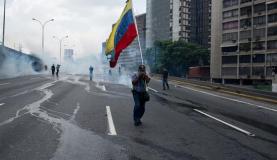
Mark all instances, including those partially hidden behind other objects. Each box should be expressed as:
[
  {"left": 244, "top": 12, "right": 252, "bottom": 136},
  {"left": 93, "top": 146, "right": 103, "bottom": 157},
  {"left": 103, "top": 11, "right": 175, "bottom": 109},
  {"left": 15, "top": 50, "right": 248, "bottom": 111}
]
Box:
[{"left": 146, "top": 40, "right": 210, "bottom": 77}]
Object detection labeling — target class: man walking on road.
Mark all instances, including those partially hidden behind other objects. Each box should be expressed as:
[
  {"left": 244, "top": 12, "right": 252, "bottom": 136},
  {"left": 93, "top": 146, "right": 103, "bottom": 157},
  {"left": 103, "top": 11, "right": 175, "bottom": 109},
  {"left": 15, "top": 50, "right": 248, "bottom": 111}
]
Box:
[
  {"left": 162, "top": 68, "right": 169, "bottom": 90},
  {"left": 56, "top": 65, "right": 60, "bottom": 77},
  {"left": 51, "top": 64, "right": 55, "bottom": 77},
  {"left": 132, "top": 65, "right": 151, "bottom": 126},
  {"left": 89, "top": 66, "right": 94, "bottom": 81}
]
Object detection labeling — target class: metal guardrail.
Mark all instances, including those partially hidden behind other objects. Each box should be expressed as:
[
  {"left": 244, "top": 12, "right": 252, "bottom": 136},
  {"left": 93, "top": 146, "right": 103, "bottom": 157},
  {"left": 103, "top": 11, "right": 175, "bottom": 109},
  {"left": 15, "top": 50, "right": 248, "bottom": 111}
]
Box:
[{"left": 152, "top": 74, "right": 277, "bottom": 104}]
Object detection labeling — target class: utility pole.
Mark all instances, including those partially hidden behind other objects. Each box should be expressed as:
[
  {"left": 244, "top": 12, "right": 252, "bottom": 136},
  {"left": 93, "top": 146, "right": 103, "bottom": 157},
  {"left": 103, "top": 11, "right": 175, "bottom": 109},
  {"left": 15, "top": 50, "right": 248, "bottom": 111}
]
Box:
[
  {"left": 32, "top": 18, "right": 54, "bottom": 54},
  {"left": 2, "top": 0, "right": 6, "bottom": 47},
  {"left": 53, "top": 35, "right": 68, "bottom": 65}
]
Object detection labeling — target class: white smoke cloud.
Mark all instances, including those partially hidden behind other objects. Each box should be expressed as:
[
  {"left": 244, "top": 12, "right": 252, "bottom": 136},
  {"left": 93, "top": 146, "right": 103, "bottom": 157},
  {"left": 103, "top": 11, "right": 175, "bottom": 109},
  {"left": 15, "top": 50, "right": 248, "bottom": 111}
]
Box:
[{"left": 0, "top": 53, "right": 37, "bottom": 78}]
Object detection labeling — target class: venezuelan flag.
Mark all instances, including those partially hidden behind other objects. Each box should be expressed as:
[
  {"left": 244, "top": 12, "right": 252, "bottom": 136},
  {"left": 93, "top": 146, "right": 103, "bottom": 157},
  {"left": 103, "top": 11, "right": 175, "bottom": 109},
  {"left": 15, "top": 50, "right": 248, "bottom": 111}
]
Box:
[{"left": 105, "top": 0, "right": 138, "bottom": 68}]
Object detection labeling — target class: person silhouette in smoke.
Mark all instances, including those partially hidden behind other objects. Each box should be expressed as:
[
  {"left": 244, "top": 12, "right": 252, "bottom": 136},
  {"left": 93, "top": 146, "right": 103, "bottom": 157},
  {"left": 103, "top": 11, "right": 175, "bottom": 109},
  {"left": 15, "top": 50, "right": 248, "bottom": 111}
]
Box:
[
  {"left": 51, "top": 64, "right": 55, "bottom": 77},
  {"left": 118, "top": 66, "right": 121, "bottom": 76},
  {"left": 89, "top": 65, "right": 94, "bottom": 81},
  {"left": 162, "top": 68, "right": 169, "bottom": 90},
  {"left": 56, "top": 64, "right": 60, "bottom": 77}
]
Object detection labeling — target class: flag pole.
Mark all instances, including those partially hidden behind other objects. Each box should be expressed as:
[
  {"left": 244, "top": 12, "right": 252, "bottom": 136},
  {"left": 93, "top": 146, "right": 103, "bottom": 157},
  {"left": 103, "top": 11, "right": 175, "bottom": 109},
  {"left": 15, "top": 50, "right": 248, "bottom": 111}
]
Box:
[{"left": 131, "top": 0, "right": 144, "bottom": 65}]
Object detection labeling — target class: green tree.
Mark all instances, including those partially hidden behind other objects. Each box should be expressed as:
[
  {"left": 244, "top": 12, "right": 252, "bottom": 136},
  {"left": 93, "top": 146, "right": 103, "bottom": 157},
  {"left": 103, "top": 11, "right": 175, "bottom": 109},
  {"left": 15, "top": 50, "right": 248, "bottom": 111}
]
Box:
[{"left": 146, "top": 40, "right": 210, "bottom": 77}]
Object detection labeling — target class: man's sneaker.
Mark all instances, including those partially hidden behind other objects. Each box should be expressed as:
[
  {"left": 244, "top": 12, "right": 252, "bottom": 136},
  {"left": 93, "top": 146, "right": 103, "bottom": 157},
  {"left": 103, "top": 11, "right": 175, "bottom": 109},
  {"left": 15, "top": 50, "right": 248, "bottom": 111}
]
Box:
[{"left": 134, "top": 121, "right": 142, "bottom": 126}]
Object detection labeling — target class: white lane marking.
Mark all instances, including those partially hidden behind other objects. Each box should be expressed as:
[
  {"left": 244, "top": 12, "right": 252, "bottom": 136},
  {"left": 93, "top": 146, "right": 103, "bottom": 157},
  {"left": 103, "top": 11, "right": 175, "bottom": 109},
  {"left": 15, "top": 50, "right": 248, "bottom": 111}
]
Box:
[
  {"left": 30, "top": 77, "right": 42, "bottom": 80},
  {"left": 194, "top": 109, "right": 255, "bottom": 137},
  {"left": 0, "top": 83, "right": 10, "bottom": 86},
  {"left": 176, "top": 84, "right": 277, "bottom": 113},
  {"left": 148, "top": 87, "right": 158, "bottom": 93},
  {"left": 36, "top": 82, "right": 55, "bottom": 90},
  {"left": 106, "top": 106, "right": 117, "bottom": 136},
  {"left": 0, "top": 103, "right": 5, "bottom": 106},
  {"left": 70, "top": 103, "right": 80, "bottom": 121},
  {"left": 10, "top": 90, "right": 29, "bottom": 98}
]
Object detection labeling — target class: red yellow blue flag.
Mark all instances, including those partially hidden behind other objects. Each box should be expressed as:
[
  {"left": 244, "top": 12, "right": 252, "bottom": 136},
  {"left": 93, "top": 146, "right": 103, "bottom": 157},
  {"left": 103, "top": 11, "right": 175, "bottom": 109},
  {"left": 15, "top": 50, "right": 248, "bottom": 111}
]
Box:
[{"left": 105, "top": 0, "right": 138, "bottom": 68}]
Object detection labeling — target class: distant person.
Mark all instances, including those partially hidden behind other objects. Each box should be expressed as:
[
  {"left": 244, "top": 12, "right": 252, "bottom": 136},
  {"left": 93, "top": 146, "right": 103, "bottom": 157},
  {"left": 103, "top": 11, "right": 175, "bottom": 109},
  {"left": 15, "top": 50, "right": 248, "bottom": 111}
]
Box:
[
  {"left": 118, "top": 67, "right": 121, "bottom": 75},
  {"left": 89, "top": 66, "right": 94, "bottom": 81},
  {"left": 51, "top": 64, "right": 55, "bottom": 77},
  {"left": 131, "top": 64, "right": 151, "bottom": 126},
  {"left": 109, "top": 69, "right": 112, "bottom": 76},
  {"left": 162, "top": 68, "right": 169, "bottom": 90},
  {"left": 44, "top": 65, "right": 48, "bottom": 71},
  {"left": 56, "top": 64, "right": 60, "bottom": 77}
]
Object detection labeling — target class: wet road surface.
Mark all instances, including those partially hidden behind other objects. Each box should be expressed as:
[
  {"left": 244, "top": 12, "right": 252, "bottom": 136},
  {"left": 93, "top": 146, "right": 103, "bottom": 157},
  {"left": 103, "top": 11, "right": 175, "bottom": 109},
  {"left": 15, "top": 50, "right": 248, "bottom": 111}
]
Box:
[{"left": 0, "top": 74, "right": 277, "bottom": 160}]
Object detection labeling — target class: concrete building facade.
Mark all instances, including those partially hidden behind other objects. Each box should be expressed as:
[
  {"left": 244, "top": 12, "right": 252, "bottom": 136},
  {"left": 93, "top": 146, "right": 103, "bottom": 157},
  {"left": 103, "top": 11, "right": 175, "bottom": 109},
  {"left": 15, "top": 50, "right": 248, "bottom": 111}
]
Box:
[
  {"left": 146, "top": 0, "right": 171, "bottom": 48},
  {"left": 146, "top": 0, "right": 211, "bottom": 49},
  {"left": 190, "top": 0, "right": 212, "bottom": 48},
  {"left": 211, "top": 0, "right": 277, "bottom": 83},
  {"left": 64, "top": 49, "right": 74, "bottom": 62}
]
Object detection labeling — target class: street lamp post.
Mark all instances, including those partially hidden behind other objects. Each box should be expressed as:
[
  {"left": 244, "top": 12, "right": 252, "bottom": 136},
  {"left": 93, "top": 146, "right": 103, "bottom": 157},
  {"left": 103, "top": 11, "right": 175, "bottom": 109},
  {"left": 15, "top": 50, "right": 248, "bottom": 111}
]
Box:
[
  {"left": 2, "top": 0, "right": 6, "bottom": 47},
  {"left": 53, "top": 35, "right": 68, "bottom": 65},
  {"left": 32, "top": 18, "right": 54, "bottom": 54}
]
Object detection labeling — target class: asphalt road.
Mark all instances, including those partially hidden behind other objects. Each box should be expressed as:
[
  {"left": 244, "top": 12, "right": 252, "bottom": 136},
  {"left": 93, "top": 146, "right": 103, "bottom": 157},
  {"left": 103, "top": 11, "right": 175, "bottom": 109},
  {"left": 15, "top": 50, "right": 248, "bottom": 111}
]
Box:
[{"left": 0, "top": 74, "right": 276, "bottom": 160}]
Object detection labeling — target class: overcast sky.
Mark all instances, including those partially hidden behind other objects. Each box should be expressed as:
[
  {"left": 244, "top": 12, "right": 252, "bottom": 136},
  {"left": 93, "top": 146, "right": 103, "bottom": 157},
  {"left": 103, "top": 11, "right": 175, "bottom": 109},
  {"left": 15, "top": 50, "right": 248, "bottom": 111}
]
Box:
[{"left": 0, "top": 0, "right": 146, "bottom": 58}]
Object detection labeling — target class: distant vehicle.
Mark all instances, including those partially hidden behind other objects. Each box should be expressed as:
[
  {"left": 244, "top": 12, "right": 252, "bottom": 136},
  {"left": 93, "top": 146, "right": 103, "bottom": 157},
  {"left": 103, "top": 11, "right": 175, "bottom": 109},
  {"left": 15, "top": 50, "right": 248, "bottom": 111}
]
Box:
[{"left": 188, "top": 66, "right": 210, "bottom": 80}]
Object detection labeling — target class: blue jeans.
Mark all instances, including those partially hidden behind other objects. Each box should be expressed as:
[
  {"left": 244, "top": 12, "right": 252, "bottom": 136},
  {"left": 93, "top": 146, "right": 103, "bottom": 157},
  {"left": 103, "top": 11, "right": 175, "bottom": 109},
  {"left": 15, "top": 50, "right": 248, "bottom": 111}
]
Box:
[{"left": 132, "top": 91, "right": 145, "bottom": 123}]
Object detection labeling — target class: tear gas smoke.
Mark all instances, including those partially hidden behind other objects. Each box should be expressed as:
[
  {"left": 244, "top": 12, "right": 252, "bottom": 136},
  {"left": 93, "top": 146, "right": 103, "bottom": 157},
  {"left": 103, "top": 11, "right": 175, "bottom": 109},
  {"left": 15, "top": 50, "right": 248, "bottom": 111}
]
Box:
[
  {"left": 0, "top": 47, "right": 43, "bottom": 79},
  {"left": 0, "top": 46, "right": 149, "bottom": 89}
]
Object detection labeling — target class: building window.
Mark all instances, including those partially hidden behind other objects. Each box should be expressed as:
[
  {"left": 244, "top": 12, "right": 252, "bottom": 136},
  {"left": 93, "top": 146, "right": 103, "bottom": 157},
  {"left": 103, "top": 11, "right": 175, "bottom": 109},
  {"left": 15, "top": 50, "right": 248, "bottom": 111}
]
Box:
[
  {"left": 223, "top": 32, "right": 238, "bottom": 42},
  {"left": 253, "top": 16, "right": 265, "bottom": 26},
  {"left": 253, "top": 42, "right": 265, "bottom": 50},
  {"left": 222, "top": 56, "right": 237, "bottom": 64},
  {"left": 240, "top": 6, "right": 252, "bottom": 16},
  {"left": 223, "top": 0, "right": 238, "bottom": 8},
  {"left": 223, "top": 9, "right": 238, "bottom": 19},
  {"left": 254, "top": 3, "right": 266, "bottom": 13},
  {"left": 240, "top": 55, "right": 251, "bottom": 63},
  {"left": 240, "top": 30, "right": 251, "bottom": 40},
  {"left": 268, "top": 40, "right": 277, "bottom": 49},
  {"left": 222, "top": 46, "right": 238, "bottom": 53},
  {"left": 252, "top": 54, "right": 265, "bottom": 63},
  {"left": 268, "top": 26, "right": 277, "bottom": 37},
  {"left": 239, "top": 67, "right": 250, "bottom": 76},
  {"left": 267, "top": 53, "right": 277, "bottom": 63},
  {"left": 241, "top": 0, "right": 251, "bottom": 4},
  {"left": 252, "top": 67, "right": 264, "bottom": 76},
  {"left": 253, "top": 28, "right": 265, "bottom": 38},
  {"left": 268, "top": 13, "right": 277, "bottom": 23},
  {"left": 268, "top": 2, "right": 277, "bottom": 11},
  {"left": 240, "top": 43, "right": 251, "bottom": 52},
  {"left": 223, "top": 21, "right": 238, "bottom": 30},
  {"left": 240, "top": 18, "right": 252, "bottom": 29}
]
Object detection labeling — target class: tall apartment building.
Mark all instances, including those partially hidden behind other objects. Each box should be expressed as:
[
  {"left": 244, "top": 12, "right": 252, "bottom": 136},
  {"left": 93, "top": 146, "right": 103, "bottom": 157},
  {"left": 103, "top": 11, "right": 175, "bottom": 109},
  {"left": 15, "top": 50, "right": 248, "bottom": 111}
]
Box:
[
  {"left": 190, "top": 0, "right": 212, "bottom": 48},
  {"left": 211, "top": 0, "right": 277, "bottom": 83},
  {"left": 64, "top": 49, "right": 74, "bottom": 62},
  {"left": 146, "top": 0, "right": 211, "bottom": 49},
  {"left": 146, "top": 0, "right": 171, "bottom": 48},
  {"left": 118, "top": 14, "right": 146, "bottom": 70},
  {"left": 170, "top": 0, "right": 192, "bottom": 42}
]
